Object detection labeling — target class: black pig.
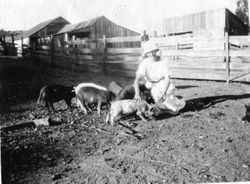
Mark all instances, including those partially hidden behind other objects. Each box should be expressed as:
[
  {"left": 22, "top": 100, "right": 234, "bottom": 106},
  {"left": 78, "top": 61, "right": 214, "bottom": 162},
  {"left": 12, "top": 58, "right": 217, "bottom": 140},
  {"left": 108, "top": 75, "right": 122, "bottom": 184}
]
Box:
[
  {"left": 116, "top": 84, "right": 154, "bottom": 104},
  {"left": 37, "top": 84, "right": 75, "bottom": 112}
]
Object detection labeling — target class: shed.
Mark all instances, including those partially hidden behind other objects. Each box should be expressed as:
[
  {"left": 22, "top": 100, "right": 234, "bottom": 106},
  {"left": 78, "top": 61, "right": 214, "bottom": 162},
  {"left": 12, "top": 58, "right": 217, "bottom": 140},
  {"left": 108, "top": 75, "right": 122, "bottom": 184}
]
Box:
[
  {"left": 54, "top": 16, "right": 140, "bottom": 47},
  {"left": 145, "top": 8, "right": 248, "bottom": 50},
  {"left": 23, "top": 16, "right": 70, "bottom": 47}
]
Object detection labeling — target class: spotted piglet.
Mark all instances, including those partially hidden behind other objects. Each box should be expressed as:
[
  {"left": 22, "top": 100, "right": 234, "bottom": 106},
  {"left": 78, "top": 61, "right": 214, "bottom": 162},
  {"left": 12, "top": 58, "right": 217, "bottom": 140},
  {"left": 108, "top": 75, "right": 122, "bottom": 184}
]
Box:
[{"left": 105, "top": 99, "right": 154, "bottom": 125}]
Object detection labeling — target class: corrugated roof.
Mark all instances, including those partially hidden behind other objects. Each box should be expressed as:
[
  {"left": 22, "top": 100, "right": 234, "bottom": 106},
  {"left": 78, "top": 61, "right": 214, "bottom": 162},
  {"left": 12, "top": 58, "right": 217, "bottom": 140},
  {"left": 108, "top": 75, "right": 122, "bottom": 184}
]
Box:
[
  {"left": 56, "top": 23, "right": 80, "bottom": 34},
  {"left": 56, "top": 16, "right": 103, "bottom": 35},
  {"left": 22, "top": 16, "right": 69, "bottom": 38}
]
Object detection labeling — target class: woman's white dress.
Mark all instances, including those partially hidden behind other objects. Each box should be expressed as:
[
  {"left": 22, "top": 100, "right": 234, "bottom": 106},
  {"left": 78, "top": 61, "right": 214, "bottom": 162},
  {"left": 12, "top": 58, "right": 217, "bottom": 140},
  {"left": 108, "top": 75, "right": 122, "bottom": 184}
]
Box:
[{"left": 136, "top": 57, "right": 185, "bottom": 113}]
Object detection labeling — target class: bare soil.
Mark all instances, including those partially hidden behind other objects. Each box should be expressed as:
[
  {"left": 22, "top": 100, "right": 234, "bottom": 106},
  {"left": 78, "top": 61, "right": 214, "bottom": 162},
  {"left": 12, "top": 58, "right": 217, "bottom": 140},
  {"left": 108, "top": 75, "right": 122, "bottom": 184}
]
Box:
[{"left": 1, "top": 64, "right": 250, "bottom": 184}]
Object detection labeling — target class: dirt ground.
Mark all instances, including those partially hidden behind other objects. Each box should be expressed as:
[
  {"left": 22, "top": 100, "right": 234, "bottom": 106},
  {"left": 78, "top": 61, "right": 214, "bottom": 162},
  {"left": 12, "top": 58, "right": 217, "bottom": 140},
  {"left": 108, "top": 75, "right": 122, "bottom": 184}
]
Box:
[{"left": 1, "top": 64, "right": 250, "bottom": 184}]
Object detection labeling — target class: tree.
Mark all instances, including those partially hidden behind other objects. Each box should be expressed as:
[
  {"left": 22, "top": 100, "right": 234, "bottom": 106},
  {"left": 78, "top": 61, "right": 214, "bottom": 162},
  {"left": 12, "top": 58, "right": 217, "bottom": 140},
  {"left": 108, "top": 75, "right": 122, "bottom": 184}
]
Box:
[{"left": 235, "top": 0, "right": 249, "bottom": 25}]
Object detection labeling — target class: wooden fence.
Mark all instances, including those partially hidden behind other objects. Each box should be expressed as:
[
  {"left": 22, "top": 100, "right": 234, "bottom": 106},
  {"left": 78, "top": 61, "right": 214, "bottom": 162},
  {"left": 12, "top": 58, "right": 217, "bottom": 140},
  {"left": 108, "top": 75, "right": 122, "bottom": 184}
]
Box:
[
  {"left": 0, "top": 34, "right": 17, "bottom": 56},
  {"left": 30, "top": 33, "right": 250, "bottom": 83}
]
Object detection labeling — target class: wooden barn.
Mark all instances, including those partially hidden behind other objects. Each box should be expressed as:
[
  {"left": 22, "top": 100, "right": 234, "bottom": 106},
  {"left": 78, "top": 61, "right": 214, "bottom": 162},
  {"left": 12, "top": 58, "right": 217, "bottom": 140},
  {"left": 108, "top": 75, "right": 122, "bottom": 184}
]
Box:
[
  {"left": 22, "top": 16, "right": 70, "bottom": 48},
  {"left": 145, "top": 8, "right": 248, "bottom": 50},
  {"left": 54, "top": 16, "right": 140, "bottom": 48}
]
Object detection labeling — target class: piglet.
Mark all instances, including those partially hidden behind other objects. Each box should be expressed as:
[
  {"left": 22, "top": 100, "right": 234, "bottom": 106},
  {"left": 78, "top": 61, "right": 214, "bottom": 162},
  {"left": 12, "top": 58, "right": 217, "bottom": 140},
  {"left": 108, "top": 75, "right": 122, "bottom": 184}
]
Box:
[
  {"left": 106, "top": 99, "right": 154, "bottom": 125},
  {"left": 37, "top": 84, "right": 75, "bottom": 112}
]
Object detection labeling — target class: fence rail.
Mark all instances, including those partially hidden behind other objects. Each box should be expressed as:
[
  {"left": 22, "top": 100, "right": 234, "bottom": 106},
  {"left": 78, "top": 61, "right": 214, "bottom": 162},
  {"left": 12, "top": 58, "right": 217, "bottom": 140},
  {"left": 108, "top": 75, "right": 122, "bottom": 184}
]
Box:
[{"left": 27, "top": 34, "right": 250, "bottom": 83}]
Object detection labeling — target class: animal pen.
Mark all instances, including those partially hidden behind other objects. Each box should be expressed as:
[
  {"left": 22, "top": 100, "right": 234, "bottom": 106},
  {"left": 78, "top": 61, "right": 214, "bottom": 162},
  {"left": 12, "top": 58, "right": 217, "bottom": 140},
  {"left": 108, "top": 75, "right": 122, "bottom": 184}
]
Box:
[
  {"left": 27, "top": 33, "right": 250, "bottom": 83},
  {"left": 23, "top": 10, "right": 250, "bottom": 83}
]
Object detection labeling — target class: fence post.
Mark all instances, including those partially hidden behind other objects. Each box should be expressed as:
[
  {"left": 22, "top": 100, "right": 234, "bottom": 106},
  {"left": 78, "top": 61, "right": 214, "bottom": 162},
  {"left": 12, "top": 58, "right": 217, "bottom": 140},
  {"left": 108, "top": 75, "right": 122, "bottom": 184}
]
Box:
[
  {"left": 174, "top": 43, "right": 179, "bottom": 62},
  {"left": 11, "top": 33, "right": 14, "bottom": 46},
  {"left": 102, "top": 35, "right": 107, "bottom": 74},
  {"left": 50, "top": 35, "right": 54, "bottom": 63},
  {"left": 225, "top": 32, "right": 230, "bottom": 84},
  {"left": 21, "top": 36, "right": 24, "bottom": 57},
  {"left": 142, "top": 30, "right": 149, "bottom": 41},
  {"left": 3, "top": 35, "right": 6, "bottom": 55}
]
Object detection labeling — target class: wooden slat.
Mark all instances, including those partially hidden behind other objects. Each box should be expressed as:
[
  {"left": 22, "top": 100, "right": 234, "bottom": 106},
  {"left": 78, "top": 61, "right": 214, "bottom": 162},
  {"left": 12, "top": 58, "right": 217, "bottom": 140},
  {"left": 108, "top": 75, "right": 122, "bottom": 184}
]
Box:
[
  {"left": 170, "top": 68, "right": 228, "bottom": 80},
  {"left": 36, "top": 45, "right": 50, "bottom": 50},
  {"left": 105, "top": 62, "right": 139, "bottom": 71},
  {"left": 106, "top": 69, "right": 136, "bottom": 78},
  {"left": 229, "top": 50, "right": 250, "bottom": 57},
  {"left": 229, "top": 36, "right": 250, "bottom": 46},
  {"left": 229, "top": 69, "right": 250, "bottom": 81},
  {"left": 77, "top": 48, "right": 95, "bottom": 54},
  {"left": 168, "top": 61, "right": 250, "bottom": 70},
  {"left": 107, "top": 48, "right": 142, "bottom": 54},
  {"left": 107, "top": 55, "right": 142, "bottom": 62},
  {"left": 65, "top": 40, "right": 87, "bottom": 45},
  {"left": 53, "top": 53, "right": 103, "bottom": 61},
  {"left": 55, "top": 62, "right": 102, "bottom": 73},
  {"left": 105, "top": 36, "right": 141, "bottom": 43},
  {"left": 151, "top": 37, "right": 225, "bottom": 45},
  {"left": 77, "top": 55, "right": 93, "bottom": 60},
  {"left": 33, "top": 50, "right": 50, "bottom": 55},
  {"left": 162, "top": 49, "right": 225, "bottom": 57},
  {"left": 54, "top": 47, "right": 103, "bottom": 54}
]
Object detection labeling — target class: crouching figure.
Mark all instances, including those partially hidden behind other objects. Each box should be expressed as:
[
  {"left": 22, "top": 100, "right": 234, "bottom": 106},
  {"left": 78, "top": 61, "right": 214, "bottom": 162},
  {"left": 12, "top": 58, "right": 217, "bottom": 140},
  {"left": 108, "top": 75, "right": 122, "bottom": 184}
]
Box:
[
  {"left": 106, "top": 99, "right": 154, "bottom": 125},
  {"left": 134, "top": 41, "right": 185, "bottom": 115}
]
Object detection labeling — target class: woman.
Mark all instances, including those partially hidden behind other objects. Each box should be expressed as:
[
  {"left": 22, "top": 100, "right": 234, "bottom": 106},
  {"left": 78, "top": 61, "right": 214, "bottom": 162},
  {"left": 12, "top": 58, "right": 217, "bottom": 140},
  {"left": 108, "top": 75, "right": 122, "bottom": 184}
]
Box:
[{"left": 134, "top": 41, "right": 185, "bottom": 114}]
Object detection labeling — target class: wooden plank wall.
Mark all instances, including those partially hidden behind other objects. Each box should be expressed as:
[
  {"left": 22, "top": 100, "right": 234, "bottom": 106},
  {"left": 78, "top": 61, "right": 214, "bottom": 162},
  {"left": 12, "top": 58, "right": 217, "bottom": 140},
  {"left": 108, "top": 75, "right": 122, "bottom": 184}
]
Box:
[
  {"left": 146, "top": 8, "right": 226, "bottom": 36},
  {"left": 94, "top": 16, "right": 140, "bottom": 38},
  {"left": 30, "top": 34, "right": 250, "bottom": 82},
  {"left": 53, "top": 38, "right": 104, "bottom": 73},
  {"left": 103, "top": 36, "right": 141, "bottom": 76}
]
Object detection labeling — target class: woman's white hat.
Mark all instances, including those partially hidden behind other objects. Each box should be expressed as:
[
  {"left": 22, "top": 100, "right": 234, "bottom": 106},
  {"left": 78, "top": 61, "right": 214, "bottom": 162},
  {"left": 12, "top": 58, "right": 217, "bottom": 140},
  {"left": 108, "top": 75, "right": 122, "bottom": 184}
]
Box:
[{"left": 142, "top": 41, "right": 159, "bottom": 55}]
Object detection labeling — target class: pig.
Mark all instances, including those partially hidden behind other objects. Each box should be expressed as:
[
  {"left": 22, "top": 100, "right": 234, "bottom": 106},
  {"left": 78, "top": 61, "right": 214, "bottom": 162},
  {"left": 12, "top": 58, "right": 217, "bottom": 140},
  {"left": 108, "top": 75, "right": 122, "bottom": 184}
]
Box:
[
  {"left": 75, "top": 84, "right": 115, "bottom": 116},
  {"left": 105, "top": 99, "right": 154, "bottom": 125},
  {"left": 242, "top": 103, "right": 250, "bottom": 122},
  {"left": 115, "top": 84, "right": 154, "bottom": 104},
  {"left": 74, "top": 83, "right": 108, "bottom": 92},
  {"left": 37, "top": 84, "right": 75, "bottom": 112}
]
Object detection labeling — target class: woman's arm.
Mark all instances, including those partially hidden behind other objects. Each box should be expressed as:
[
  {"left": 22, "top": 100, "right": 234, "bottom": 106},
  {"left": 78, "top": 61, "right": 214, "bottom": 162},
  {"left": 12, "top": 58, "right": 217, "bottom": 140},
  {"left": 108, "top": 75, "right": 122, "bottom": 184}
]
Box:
[
  {"left": 158, "top": 75, "right": 170, "bottom": 102},
  {"left": 158, "top": 59, "right": 171, "bottom": 101},
  {"left": 134, "top": 75, "right": 142, "bottom": 102}
]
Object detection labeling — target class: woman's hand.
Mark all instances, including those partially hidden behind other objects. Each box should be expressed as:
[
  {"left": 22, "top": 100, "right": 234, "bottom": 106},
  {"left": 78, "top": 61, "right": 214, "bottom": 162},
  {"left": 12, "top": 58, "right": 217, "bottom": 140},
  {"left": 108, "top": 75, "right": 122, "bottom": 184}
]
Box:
[{"left": 133, "top": 93, "right": 142, "bottom": 102}]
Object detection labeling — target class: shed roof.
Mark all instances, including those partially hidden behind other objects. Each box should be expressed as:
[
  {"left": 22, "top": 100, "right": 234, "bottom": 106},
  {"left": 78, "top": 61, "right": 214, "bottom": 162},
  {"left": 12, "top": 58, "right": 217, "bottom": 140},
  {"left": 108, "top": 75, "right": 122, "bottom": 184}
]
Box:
[
  {"left": 23, "top": 16, "right": 69, "bottom": 38},
  {"left": 56, "top": 16, "right": 103, "bottom": 35}
]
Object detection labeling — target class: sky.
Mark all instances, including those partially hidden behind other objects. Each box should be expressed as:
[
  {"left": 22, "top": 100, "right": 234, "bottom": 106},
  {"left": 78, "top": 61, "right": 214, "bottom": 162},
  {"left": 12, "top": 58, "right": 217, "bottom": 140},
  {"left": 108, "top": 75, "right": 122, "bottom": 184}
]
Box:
[{"left": 0, "top": 0, "right": 238, "bottom": 32}]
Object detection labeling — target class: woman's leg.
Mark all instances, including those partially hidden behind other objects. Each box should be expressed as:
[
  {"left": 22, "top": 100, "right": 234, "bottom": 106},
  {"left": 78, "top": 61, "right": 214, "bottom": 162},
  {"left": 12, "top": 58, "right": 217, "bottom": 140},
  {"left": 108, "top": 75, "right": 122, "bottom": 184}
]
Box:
[{"left": 151, "top": 80, "right": 185, "bottom": 113}]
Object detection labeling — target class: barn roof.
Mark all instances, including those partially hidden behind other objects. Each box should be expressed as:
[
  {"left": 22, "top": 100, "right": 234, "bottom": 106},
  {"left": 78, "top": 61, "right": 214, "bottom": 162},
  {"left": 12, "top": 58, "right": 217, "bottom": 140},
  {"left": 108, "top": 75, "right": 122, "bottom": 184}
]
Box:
[
  {"left": 23, "top": 16, "right": 69, "bottom": 38},
  {"left": 56, "top": 16, "right": 103, "bottom": 35}
]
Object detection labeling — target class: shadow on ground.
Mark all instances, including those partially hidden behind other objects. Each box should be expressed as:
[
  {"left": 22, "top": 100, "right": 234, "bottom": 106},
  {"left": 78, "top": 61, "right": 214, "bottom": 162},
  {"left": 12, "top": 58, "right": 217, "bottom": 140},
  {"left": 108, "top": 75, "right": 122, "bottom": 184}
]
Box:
[
  {"left": 155, "top": 93, "right": 250, "bottom": 120},
  {"left": 176, "top": 85, "right": 198, "bottom": 89},
  {"left": 182, "top": 93, "right": 250, "bottom": 112}
]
